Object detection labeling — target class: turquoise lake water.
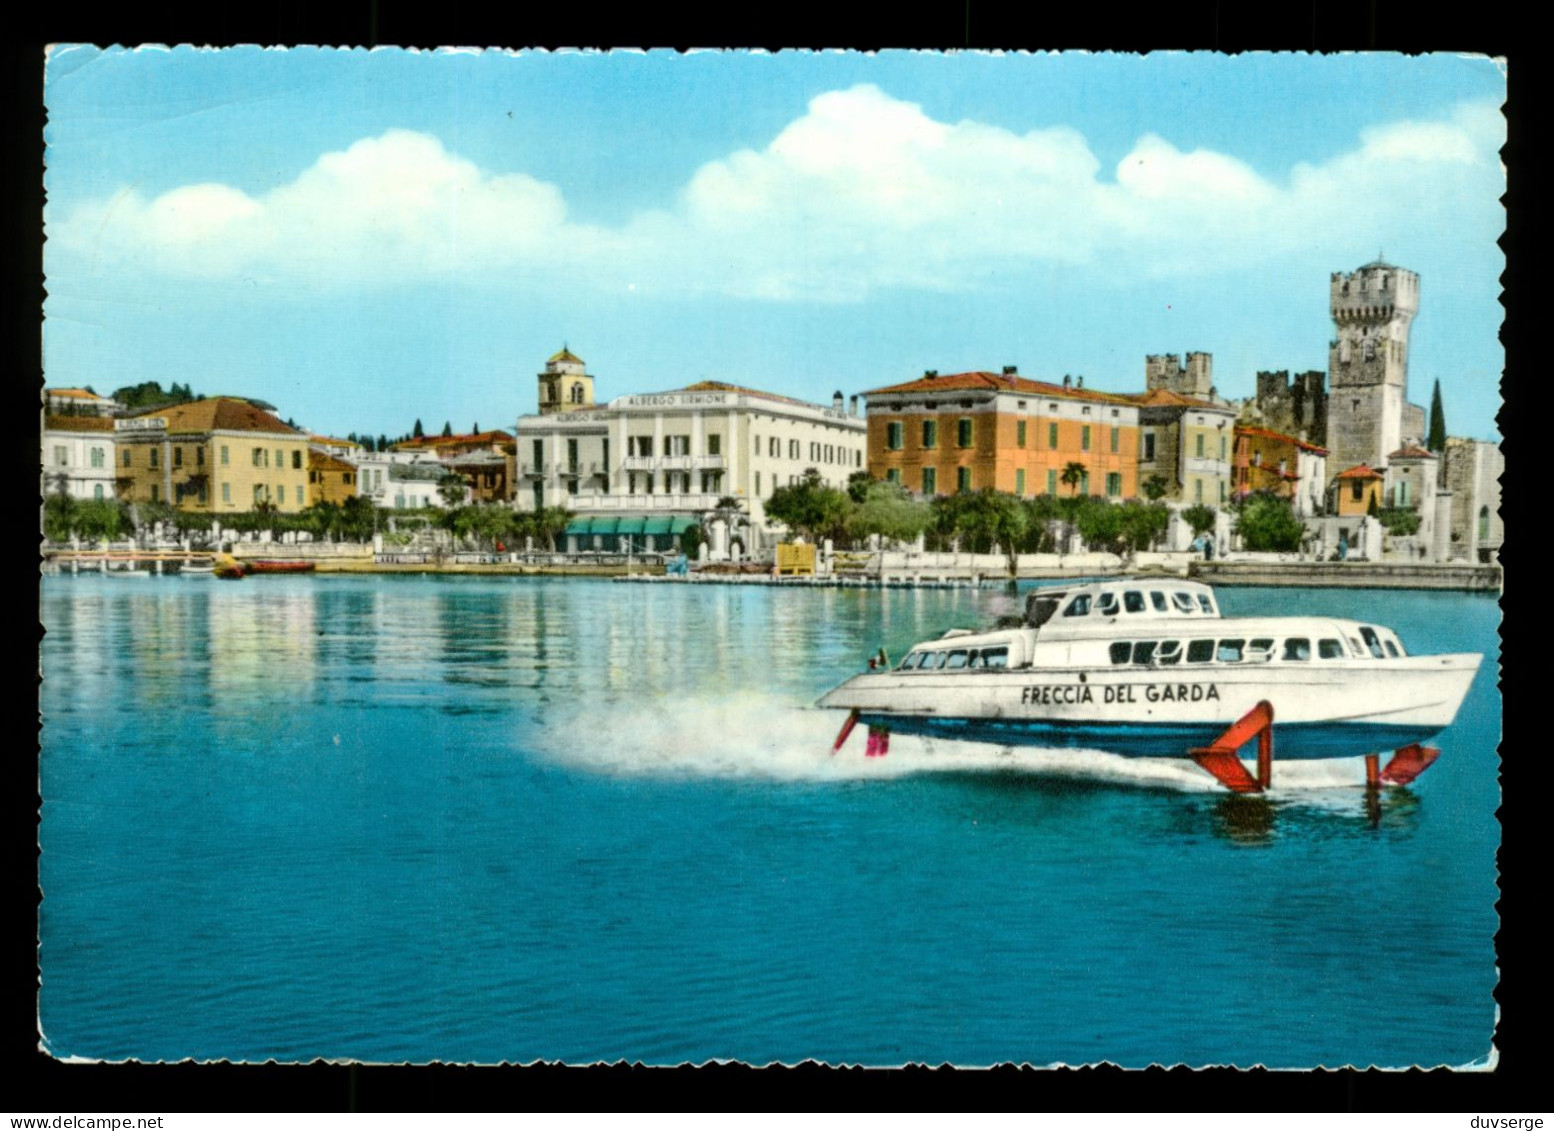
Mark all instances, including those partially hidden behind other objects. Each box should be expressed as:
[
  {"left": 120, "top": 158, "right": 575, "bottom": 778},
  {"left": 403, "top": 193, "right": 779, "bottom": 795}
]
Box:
[{"left": 37, "top": 575, "right": 1501, "bottom": 1067}]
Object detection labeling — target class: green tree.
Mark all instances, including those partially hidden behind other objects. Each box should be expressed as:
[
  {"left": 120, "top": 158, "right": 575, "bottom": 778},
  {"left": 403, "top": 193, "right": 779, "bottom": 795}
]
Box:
[
  {"left": 1427, "top": 379, "right": 1447, "bottom": 452},
  {"left": 1181, "top": 504, "right": 1217, "bottom": 538},
  {"left": 524, "top": 505, "right": 573, "bottom": 552},
  {"left": 1142, "top": 474, "right": 1171, "bottom": 501},
  {"left": 1118, "top": 500, "right": 1171, "bottom": 553},
  {"left": 845, "top": 469, "right": 875, "bottom": 505},
  {"left": 413, "top": 419, "right": 425, "bottom": 439},
  {"left": 1017, "top": 494, "right": 1062, "bottom": 553},
  {"left": 1073, "top": 496, "right": 1125, "bottom": 554},
  {"left": 846, "top": 478, "right": 932, "bottom": 546},
  {"left": 765, "top": 468, "right": 851, "bottom": 542},
  {"left": 338, "top": 496, "right": 378, "bottom": 542},
  {"left": 1060, "top": 461, "right": 1087, "bottom": 496},
  {"left": 441, "top": 421, "right": 454, "bottom": 437},
  {"left": 1235, "top": 493, "right": 1305, "bottom": 551},
  {"left": 1377, "top": 507, "right": 1421, "bottom": 536},
  {"left": 679, "top": 523, "right": 705, "bottom": 559},
  {"left": 438, "top": 473, "right": 468, "bottom": 509},
  {"left": 932, "top": 489, "right": 1027, "bottom": 574}
]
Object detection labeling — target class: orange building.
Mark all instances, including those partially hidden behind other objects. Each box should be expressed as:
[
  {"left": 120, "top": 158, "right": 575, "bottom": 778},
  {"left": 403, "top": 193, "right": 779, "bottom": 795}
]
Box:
[
  {"left": 1332, "top": 465, "right": 1384, "bottom": 516},
  {"left": 863, "top": 370, "right": 1140, "bottom": 499},
  {"left": 1234, "top": 426, "right": 1328, "bottom": 500},
  {"left": 306, "top": 450, "right": 359, "bottom": 506}
]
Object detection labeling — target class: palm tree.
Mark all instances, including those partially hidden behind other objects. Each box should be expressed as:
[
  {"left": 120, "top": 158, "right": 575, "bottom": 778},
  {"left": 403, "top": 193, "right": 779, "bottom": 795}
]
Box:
[{"left": 1060, "top": 461, "right": 1088, "bottom": 497}]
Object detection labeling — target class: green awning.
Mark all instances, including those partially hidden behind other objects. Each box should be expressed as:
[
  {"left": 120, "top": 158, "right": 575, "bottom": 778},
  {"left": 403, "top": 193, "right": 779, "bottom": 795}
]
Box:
[
  {"left": 589, "top": 516, "right": 619, "bottom": 536},
  {"left": 563, "top": 519, "right": 593, "bottom": 536},
  {"left": 612, "top": 517, "right": 647, "bottom": 536},
  {"left": 668, "top": 516, "right": 697, "bottom": 534},
  {"left": 641, "top": 516, "right": 675, "bottom": 535}
]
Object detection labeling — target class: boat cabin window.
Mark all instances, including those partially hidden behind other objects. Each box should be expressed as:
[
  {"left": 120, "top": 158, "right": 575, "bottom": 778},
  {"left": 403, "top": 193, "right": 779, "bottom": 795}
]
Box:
[
  {"left": 1196, "top": 594, "right": 1215, "bottom": 614},
  {"left": 1283, "top": 638, "right": 1311, "bottom": 661},
  {"left": 1096, "top": 591, "right": 1119, "bottom": 616},
  {"left": 1124, "top": 591, "right": 1146, "bottom": 613},
  {"left": 897, "top": 652, "right": 926, "bottom": 670},
  {"left": 1027, "top": 595, "right": 1062, "bottom": 628},
  {"left": 1383, "top": 637, "right": 1401, "bottom": 658},
  {"left": 1318, "top": 639, "right": 1345, "bottom": 660},
  {"left": 1150, "top": 591, "right": 1169, "bottom": 612},
  {"left": 1217, "top": 639, "right": 1245, "bottom": 663},
  {"left": 1186, "top": 639, "right": 1215, "bottom": 663},
  {"left": 944, "top": 650, "right": 970, "bottom": 669},
  {"left": 1132, "top": 641, "right": 1158, "bottom": 665},
  {"left": 1360, "top": 627, "right": 1386, "bottom": 659},
  {"left": 1172, "top": 592, "right": 1198, "bottom": 613},
  {"left": 1245, "top": 638, "right": 1276, "bottom": 663},
  {"left": 1347, "top": 636, "right": 1367, "bottom": 658},
  {"left": 1063, "top": 595, "right": 1092, "bottom": 617},
  {"left": 1157, "top": 641, "right": 1183, "bottom": 666},
  {"left": 1109, "top": 642, "right": 1131, "bottom": 664},
  {"left": 980, "top": 646, "right": 1009, "bottom": 669}
]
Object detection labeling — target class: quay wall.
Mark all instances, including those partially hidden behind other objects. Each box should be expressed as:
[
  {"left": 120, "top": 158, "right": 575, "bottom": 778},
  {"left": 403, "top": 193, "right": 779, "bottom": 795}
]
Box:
[{"left": 1189, "top": 560, "right": 1502, "bottom": 592}]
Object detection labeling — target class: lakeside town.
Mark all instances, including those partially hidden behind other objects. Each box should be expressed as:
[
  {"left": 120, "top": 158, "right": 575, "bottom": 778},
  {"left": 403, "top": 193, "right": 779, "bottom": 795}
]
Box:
[{"left": 41, "top": 259, "right": 1502, "bottom": 590}]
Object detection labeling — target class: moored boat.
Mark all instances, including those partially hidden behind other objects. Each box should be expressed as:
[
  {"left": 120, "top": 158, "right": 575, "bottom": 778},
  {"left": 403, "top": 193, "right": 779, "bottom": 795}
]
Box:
[
  {"left": 818, "top": 579, "right": 1481, "bottom": 788},
  {"left": 243, "top": 560, "right": 317, "bottom": 574}
]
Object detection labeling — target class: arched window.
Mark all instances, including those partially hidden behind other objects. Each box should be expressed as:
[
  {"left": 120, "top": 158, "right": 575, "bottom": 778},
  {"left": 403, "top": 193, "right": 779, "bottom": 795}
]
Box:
[
  {"left": 1478, "top": 505, "right": 1490, "bottom": 541},
  {"left": 569, "top": 383, "right": 584, "bottom": 403}
]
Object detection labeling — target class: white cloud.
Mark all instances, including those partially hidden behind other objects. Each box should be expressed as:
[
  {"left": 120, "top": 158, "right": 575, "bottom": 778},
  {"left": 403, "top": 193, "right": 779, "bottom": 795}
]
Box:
[{"left": 48, "top": 86, "right": 1505, "bottom": 300}]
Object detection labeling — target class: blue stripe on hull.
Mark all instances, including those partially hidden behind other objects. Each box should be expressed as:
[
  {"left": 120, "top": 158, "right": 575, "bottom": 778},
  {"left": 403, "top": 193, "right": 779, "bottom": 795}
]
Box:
[{"left": 858, "top": 715, "right": 1441, "bottom": 760}]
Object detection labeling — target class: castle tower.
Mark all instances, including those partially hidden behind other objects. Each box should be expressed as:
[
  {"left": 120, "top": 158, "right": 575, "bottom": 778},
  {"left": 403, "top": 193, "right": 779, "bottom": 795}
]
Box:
[
  {"left": 537, "top": 347, "right": 595, "bottom": 415},
  {"left": 1145, "top": 352, "right": 1213, "bottom": 398},
  {"left": 1326, "top": 261, "right": 1419, "bottom": 477}
]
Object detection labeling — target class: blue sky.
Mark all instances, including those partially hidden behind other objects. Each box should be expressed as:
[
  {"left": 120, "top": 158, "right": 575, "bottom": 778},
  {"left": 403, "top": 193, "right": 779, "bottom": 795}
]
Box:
[{"left": 43, "top": 48, "right": 1506, "bottom": 441}]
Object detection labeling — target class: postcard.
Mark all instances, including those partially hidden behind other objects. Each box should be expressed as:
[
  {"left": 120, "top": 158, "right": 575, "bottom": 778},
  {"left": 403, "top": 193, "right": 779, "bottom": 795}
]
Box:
[{"left": 38, "top": 47, "right": 1505, "bottom": 1071}]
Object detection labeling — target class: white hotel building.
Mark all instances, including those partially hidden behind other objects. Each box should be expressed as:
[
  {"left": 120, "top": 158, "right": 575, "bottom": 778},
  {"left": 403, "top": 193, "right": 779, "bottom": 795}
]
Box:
[{"left": 515, "top": 349, "right": 868, "bottom": 551}]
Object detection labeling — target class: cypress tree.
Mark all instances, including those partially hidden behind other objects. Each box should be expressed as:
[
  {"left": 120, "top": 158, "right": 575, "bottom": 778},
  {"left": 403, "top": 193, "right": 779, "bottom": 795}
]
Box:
[
  {"left": 413, "top": 419, "right": 424, "bottom": 438},
  {"left": 1427, "top": 380, "right": 1447, "bottom": 451},
  {"left": 441, "top": 421, "right": 453, "bottom": 437}
]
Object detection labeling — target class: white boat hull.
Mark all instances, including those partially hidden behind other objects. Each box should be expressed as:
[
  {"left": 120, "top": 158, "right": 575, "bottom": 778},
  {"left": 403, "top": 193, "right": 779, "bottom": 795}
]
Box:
[{"left": 817, "top": 654, "right": 1482, "bottom": 760}]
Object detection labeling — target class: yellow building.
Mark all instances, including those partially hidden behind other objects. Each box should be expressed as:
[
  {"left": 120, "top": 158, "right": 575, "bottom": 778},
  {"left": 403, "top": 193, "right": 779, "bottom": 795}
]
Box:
[
  {"left": 306, "top": 450, "right": 360, "bottom": 506},
  {"left": 1128, "top": 389, "right": 1236, "bottom": 506},
  {"left": 1332, "top": 464, "right": 1384, "bottom": 517},
  {"left": 864, "top": 369, "right": 1140, "bottom": 499},
  {"left": 114, "top": 398, "right": 310, "bottom": 513}
]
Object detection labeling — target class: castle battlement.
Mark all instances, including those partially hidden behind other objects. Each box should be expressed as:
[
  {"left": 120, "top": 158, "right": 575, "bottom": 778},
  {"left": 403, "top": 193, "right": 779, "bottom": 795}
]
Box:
[
  {"left": 1330, "top": 264, "right": 1419, "bottom": 322},
  {"left": 1145, "top": 351, "right": 1212, "bottom": 397}
]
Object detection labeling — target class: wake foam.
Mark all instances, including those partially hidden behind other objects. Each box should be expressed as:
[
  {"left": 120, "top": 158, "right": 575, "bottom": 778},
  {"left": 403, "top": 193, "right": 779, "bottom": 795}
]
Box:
[{"left": 530, "top": 692, "right": 1376, "bottom": 795}]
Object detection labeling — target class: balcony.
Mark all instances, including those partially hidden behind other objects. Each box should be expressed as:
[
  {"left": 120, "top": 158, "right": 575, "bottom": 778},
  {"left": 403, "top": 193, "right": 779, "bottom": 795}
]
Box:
[
  {"left": 623, "top": 455, "right": 655, "bottom": 472},
  {"left": 567, "top": 492, "right": 724, "bottom": 512},
  {"left": 659, "top": 454, "right": 694, "bottom": 471},
  {"left": 520, "top": 462, "right": 551, "bottom": 478},
  {"left": 693, "top": 454, "right": 727, "bottom": 470}
]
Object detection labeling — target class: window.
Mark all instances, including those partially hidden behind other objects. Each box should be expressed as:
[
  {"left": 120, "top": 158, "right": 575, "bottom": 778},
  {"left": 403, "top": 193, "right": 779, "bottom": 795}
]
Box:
[
  {"left": 1195, "top": 433, "right": 1205, "bottom": 458},
  {"left": 886, "top": 468, "right": 902, "bottom": 486},
  {"left": 292, "top": 450, "right": 302, "bottom": 469},
  {"left": 897, "top": 653, "right": 924, "bottom": 671},
  {"left": 1186, "top": 639, "right": 1215, "bottom": 663},
  {"left": 1194, "top": 480, "right": 1203, "bottom": 504},
  {"left": 222, "top": 483, "right": 231, "bottom": 503},
  {"left": 150, "top": 484, "right": 158, "bottom": 502},
  {"left": 1246, "top": 638, "right": 1275, "bottom": 662},
  {"left": 922, "top": 467, "right": 937, "bottom": 495},
  {"left": 1016, "top": 421, "right": 1026, "bottom": 448},
  {"left": 1081, "top": 425, "right": 1091, "bottom": 452},
  {"left": 123, "top": 449, "right": 131, "bottom": 467},
  {"left": 707, "top": 434, "right": 721, "bottom": 456},
  {"left": 755, "top": 472, "right": 762, "bottom": 495},
  {"left": 1384, "top": 639, "right": 1400, "bottom": 658},
  {"left": 1283, "top": 638, "right": 1311, "bottom": 661},
  {"left": 944, "top": 650, "right": 970, "bottom": 670},
  {"left": 1097, "top": 591, "right": 1119, "bottom": 616},
  {"left": 1063, "top": 595, "right": 1091, "bottom": 617},
  {"left": 53, "top": 445, "right": 67, "bottom": 466},
  {"left": 173, "top": 447, "right": 183, "bottom": 468},
  {"left": 567, "top": 439, "right": 579, "bottom": 470},
  {"left": 93, "top": 484, "right": 104, "bottom": 500},
  {"left": 957, "top": 467, "right": 971, "bottom": 493},
  {"left": 196, "top": 446, "right": 204, "bottom": 467},
  {"left": 1359, "top": 627, "right": 1386, "bottom": 659},
  {"left": 1048, "top": 422, "right": 1058, "bottom": 448},
  {"left": 957, "top": 418, "right": 973, "bottom": 448},
  {"left": 1172, "top": 592, "right": 1197, "bottom": 613},
  {"left": 886, "top": 422, "right": 904, "bottom": 450},
  {"left": 668, "top": 435, "right": 690, "bottom": 457},
  {"left": 309, "top": 471, "right": 318, "bottom": 484},
  {"left": 981, "top": 647, "right": 1009, "bottom": 669},
  {"left": 275, "top": 449, "right": 284, "bottom": 468},
  {"left": 1219, "top": 481, "right": 1226, "bottom": 505},
  {"left": 1123, "top": 591, "right": 1145, "bottom": 613},
  {"left": 769, "top": 437, "right": 779, "bottom": 458},
  {"left": 1110, "top": 427, "right": 1119, "bottom": 453},
  {"left": 1479, "top": 505, "right": 1490, "bottom": 540},
  {"left": 810, "top": 442, "right": 819, "bottom": 461},
  {"left": 253, "top": 448, "right": 264, "bottom": 467},
  {"left": 1216, "top": 639, "right": 1246, "bottom": 663},
  {"left": 789, "top": 439, "right": 800, "bottom": 459},
  {"left": 1150, "top": 591, "right": 1168, "bottom": 611},
  {"left": 1109, "top": 642, "right": 1132, "bottom": 665},
  {"left": 1015, "top": 469, "right": 1025, "bottom": 495},
  {"left": 254, "top": 484, "right": 265, "bottom": 504},
  {"left": 1351, "top": 480, "right": 1364, "bottom": 502},
  {"left": 1106, "top": 473, "right": 1121, "bottom": 497},
  {"left": 1219, "top": 435, "right": 1227, "bottom": 461},
  {"left": 277, "top": 485, "right": 286, "bottom": 505},
  {"left": 1046, "top": 469, "right": 1057, "bottom": 495},
  {"left": 220, "top": 446, "right": 229, "bottom": 466},
  {"left": 923, "top": 420, "right": 938, "bottom": 449},
  {"left": 1156, "top": 641, "right": 1182, "bottom": 666},
  {"left": 1129, "top": 641, "right": 1155, "bottom": 665},
  {"left": 569, "top": 382, "right": 584, "bottom": 404},
  {"left": 1143, "top": 432, "right": 1155, "bottom": 460},
  {"left": 1196, "top": 594, "right": 1214, "bottom": 614},
  {"left": 150, "top": 447, "right": 159, "bottom": 468},
  {"left": 90, "top": 447, "right": 104, "bottom": 468}
]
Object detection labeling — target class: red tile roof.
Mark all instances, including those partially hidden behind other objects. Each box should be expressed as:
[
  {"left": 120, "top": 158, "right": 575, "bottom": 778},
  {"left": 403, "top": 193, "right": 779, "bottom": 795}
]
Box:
[
  {"left": 1334, "top": 464, "right": 1384, "bottom": 481},
  {"left": 308, "top": 450, "right": 358, "bottom": 473},
  {"left": 126, "top": 398, "right": 303, "bottom": 436},
  {"left": 1128, "top": 388, "right": 1232, "bottom": 410},
  {"left": 1235, "top": 425, "right": 1328, "bottom": 454},
  {"left": 864, "top": 370, "right": 1134, "bottom": 405},
  {"left": 309, "top": 434, "right": 363, "bottom": 449},
  {"left": 43, "top": 414, "right": 116, "bottom": 432},
  {"left": 395, "top": 430, "right": 515, "bottom": 450},
  {"left": 1388, "top": 444, "right": 1436, "bottom": 460}
]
